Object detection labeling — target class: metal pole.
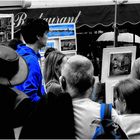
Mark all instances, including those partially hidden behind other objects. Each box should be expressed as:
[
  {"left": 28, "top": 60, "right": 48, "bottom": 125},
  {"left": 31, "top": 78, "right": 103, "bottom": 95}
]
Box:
[{"left": 113, "top": 0, "right": 118, "bottom": 47}]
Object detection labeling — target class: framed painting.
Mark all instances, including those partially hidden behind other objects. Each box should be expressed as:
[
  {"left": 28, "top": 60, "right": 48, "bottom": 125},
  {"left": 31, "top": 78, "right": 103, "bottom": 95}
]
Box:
[
  {"left": 47, "top": 23, "right": 76, "bottom": 39},
  {"left": 0, "top": 14, "right": 14, "bottom": 45},
  {"left": 109, "top": 52, "right": 132, "bottom": 77},
  {"left": 40, "top": 39, "right": 58, "bottom": 54},
  {"left": 46, "top": 40, "right": 55, "bottom": 48},
  {"left": 59, "top": 37, "right": 77, "bottom": 52},
  {"left": 101, "top": 46, "right": 136, "bottom": 83}
]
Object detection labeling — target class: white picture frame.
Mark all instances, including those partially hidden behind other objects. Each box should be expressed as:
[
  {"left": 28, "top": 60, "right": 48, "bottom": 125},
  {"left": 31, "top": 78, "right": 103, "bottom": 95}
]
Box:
[
  {"left": 101, "top": 46, "right": 136, "bottom": 83},
  {"left": 105, "top": 80, "right": 119, "bottom": 104},
  {"left": 62, "top": 51, "right": 77, "bottom": 58}
]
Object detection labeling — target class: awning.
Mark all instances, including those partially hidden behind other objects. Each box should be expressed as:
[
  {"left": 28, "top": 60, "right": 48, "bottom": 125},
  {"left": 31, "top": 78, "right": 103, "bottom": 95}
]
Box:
[{"left": 1, "top": 3, "right": 140, "bottom": 33}]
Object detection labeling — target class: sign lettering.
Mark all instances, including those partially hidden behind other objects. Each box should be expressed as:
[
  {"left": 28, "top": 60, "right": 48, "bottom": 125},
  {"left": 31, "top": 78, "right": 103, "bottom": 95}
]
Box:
[{"left": 14, "top": 11, "right": 81, "bottom": 33}]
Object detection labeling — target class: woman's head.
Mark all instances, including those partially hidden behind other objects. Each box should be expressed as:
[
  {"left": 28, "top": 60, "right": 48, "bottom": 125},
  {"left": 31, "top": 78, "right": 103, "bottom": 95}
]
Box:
[
  {"left": 114, "top": 78, "right": 140, "bottom": 114},
  {"left": 43, "top": 51, "right": 67, "bottom": 84},
  {"left": 44, "top": 47, "right": 57, "bottom": 58}
]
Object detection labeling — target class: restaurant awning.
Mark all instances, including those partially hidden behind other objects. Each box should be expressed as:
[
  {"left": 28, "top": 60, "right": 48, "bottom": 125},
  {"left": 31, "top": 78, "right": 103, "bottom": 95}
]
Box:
[{"left": 1, "top": 2, "right": 140, "bottom": 34}]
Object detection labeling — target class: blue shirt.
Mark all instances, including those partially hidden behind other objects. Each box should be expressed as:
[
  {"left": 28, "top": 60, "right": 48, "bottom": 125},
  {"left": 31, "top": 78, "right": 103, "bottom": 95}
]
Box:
[{"left": 15, "top": 44, "right": 45, "bottom": 102}]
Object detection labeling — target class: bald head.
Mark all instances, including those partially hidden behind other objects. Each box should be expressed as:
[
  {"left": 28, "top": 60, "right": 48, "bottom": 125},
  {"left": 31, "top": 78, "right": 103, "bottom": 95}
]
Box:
[{"left": 61, "top": 55, "right": 94, "bottom": 94}]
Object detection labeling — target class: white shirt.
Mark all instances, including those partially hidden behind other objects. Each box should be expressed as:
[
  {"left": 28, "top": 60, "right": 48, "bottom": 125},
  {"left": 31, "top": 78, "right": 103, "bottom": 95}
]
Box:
[
  {"left": 72, "top": 98, "right": 123, "bottom": 139},
  {"left": 119, "top": 114, "right": 140, "bottom": 139}
]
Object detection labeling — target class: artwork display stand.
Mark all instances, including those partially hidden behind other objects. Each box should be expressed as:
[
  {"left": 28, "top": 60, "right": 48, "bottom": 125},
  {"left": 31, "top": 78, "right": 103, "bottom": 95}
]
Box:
[
  {"left": 101, "top": 46, "right": 136, "bottom": 104},
  {"left": 41, "top": 23, "right": 77, "bottom": 57}
]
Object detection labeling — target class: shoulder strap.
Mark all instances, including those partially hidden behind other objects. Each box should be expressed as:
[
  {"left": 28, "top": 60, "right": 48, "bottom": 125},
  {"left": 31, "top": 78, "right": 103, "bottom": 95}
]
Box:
[
  {"left": 100, "top": 103, "right": 112, "bottom": 120},
  {"left": 11, "top": 87, "right": 29, "bottom": 109}
]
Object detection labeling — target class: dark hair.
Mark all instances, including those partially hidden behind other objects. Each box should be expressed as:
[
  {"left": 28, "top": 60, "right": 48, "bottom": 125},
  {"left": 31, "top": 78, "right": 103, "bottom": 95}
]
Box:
[
  {"left": 21, "top": 18, "right": 49, "bottom": 44},
  {"left": 43, "top": 51, "right": 66, "bottom": 84},
  {"left": 114, "top": 78, "right": 140, "bottom": 113},
  {"left": 8, "top": 38, "right": 23, "bottom": 50},
  {"left": 44, "top": 47, "right": 57, "bottom": 58}
]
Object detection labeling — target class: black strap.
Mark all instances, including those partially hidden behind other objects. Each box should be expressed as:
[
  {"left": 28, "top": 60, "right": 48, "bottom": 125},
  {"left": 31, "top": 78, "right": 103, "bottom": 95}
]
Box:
[
  {"left": 11, "top": 87, "right": 29, "bottom": 109},
  {"left": 101, "top": 103, "right": 112, "bottom": 120}
]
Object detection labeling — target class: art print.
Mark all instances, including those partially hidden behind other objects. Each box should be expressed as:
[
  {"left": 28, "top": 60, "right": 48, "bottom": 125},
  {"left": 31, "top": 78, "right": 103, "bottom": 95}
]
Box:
[
  {"left": 109, "top": 52, "right": 132, "bottom": 77},
  {"left": 60, "top": 38, "right": 77, "bottom": 51},
  {"left": 47, "top": 23, "right": 76, "bottom": 39}
]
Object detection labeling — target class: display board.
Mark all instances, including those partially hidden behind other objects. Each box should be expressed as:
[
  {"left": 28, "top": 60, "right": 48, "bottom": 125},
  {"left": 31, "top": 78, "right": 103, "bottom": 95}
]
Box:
[
  {"left": 40, "top": 23, "right": 77, "bottom": 57},
  {"left": 101, "top": 46, "right": 136, "bottom": 83},
  {"left": 101, "top": 46, "right": 136, "bottom": 104}
]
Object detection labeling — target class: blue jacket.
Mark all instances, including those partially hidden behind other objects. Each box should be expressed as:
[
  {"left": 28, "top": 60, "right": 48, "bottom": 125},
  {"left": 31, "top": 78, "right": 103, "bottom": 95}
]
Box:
[{"left": 15, "top": 44, "right": 45, "bottom": 102}]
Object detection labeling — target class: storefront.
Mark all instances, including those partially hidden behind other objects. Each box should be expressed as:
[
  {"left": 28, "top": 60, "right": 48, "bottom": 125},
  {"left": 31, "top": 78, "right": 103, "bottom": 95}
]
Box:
[{"left": 1, "top": 0, "right": 140, "bottom": 76}]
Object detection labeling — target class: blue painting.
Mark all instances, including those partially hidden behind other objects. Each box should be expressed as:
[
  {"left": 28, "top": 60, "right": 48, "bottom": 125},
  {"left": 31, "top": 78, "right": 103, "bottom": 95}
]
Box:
[
  {"left": 46, "top": 41, "right": 55, "bottom": 48},
  {"left": 47, "top": 23, "right": 76, "bottom": 38}
]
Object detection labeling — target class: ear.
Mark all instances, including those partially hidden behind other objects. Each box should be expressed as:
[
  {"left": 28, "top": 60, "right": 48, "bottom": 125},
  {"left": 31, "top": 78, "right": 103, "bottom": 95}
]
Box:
[
  {"left": 122, "top": 100, "right": 127, "bottom": 113},
  {"left": 36, "top": 35, "right": 39, "bottom": 40},
  {"left": 59, "top": 76, "right": 67, "bottom": 91},
  {"left": 36, "top": 35, "right": 42, "bottom": 41}
]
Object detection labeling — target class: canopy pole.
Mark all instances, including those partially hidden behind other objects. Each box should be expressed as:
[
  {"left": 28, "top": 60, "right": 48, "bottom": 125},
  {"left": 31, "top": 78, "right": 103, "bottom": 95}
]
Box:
[{"left": 113, "top": 0, "right": 118, "bottom": 47}]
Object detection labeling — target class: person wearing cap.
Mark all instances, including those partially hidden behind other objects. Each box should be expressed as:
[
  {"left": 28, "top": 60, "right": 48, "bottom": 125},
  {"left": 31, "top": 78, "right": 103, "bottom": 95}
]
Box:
[
  {"left": 0, "top": 45, "right": 33, "bottom": 139},
  {"left": 15, "top": 18, "right": 49, "bottom": 102}
]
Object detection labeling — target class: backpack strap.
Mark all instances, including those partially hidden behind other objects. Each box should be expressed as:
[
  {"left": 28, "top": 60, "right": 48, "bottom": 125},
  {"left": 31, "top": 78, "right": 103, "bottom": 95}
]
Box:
[
  {"left": 11, "top": 87, "right": 29, "bottom": 109},
  {"left": 100, "top": 103, "right": 112, "bottom": 120}
]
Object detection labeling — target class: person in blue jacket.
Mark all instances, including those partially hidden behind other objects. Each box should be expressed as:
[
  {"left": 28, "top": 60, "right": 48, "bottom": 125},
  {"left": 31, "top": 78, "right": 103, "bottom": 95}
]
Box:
[{"left": 15, "top": 18, "right": 49, "bottom": 102}]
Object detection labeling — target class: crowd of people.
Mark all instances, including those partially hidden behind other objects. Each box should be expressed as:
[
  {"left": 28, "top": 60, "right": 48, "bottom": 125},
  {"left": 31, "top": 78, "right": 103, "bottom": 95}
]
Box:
[{"left": 1, "top": 17, "right": 140, "bottom": 139}]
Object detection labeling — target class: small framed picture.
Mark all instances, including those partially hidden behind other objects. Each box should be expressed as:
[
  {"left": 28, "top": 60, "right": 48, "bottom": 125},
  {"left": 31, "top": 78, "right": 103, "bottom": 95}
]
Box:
[
  {"left": 46, "top": 40, "right": 55, "bottom": 48},
  {"left": 47, "top": 23, "right": 76, "bottom": 39},
  {"left": 40, "top": 40, "right": 58, "bottom": 54},
  {"left": 59, "top": 37, "right": 77, "bottom": 52},
  {"left": 101, "top": 46, "right": 136, "bottom": 83},
  {"left": 0, "top": 14, "right": 14, "bottom": 45}
]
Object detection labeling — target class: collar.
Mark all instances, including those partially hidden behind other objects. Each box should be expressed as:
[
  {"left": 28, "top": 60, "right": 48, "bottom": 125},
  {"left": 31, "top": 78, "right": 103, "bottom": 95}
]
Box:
[{"left": 17, "top": 44, "right": 41, "bottom": 59}]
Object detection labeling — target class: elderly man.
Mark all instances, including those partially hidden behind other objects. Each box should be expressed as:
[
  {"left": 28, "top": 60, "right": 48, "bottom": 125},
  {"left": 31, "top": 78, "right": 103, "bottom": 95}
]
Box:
[{"left": 60, "top": 54, "right": 124, "bottom": 139}]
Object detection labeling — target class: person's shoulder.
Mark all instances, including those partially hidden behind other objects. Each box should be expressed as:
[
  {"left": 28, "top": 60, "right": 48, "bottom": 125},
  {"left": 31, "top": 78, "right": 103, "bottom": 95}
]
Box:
[
  {"left": 112, "top": 107, "right": 119, "bottom": 115},
  {"left": 73, "top": 98, "right": 101, "bottom": 110},
  {"left": 134, "top": 57, "right": 140, "bottom": 64},
  {"left": 111, "top": 107, "right": 122, "bottom": 125}
]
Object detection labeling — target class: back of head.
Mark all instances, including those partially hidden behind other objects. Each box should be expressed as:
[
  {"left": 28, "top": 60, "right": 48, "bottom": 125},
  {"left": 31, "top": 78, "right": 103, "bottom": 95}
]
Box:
[
  {"left": 114, "top": 78, "right": 140, "bottom": 113},
  {"left": 44, "top": 47, "right": 57, "bottom": 58},
  {"left": 43, "top": 50, "right": 66, "bottom": 84},
  {"left": 61, "top": 55, "right": 94, "bottom": 94},
  {"left": 21, "top": 18, "right": 49, "bottom": 44}
]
